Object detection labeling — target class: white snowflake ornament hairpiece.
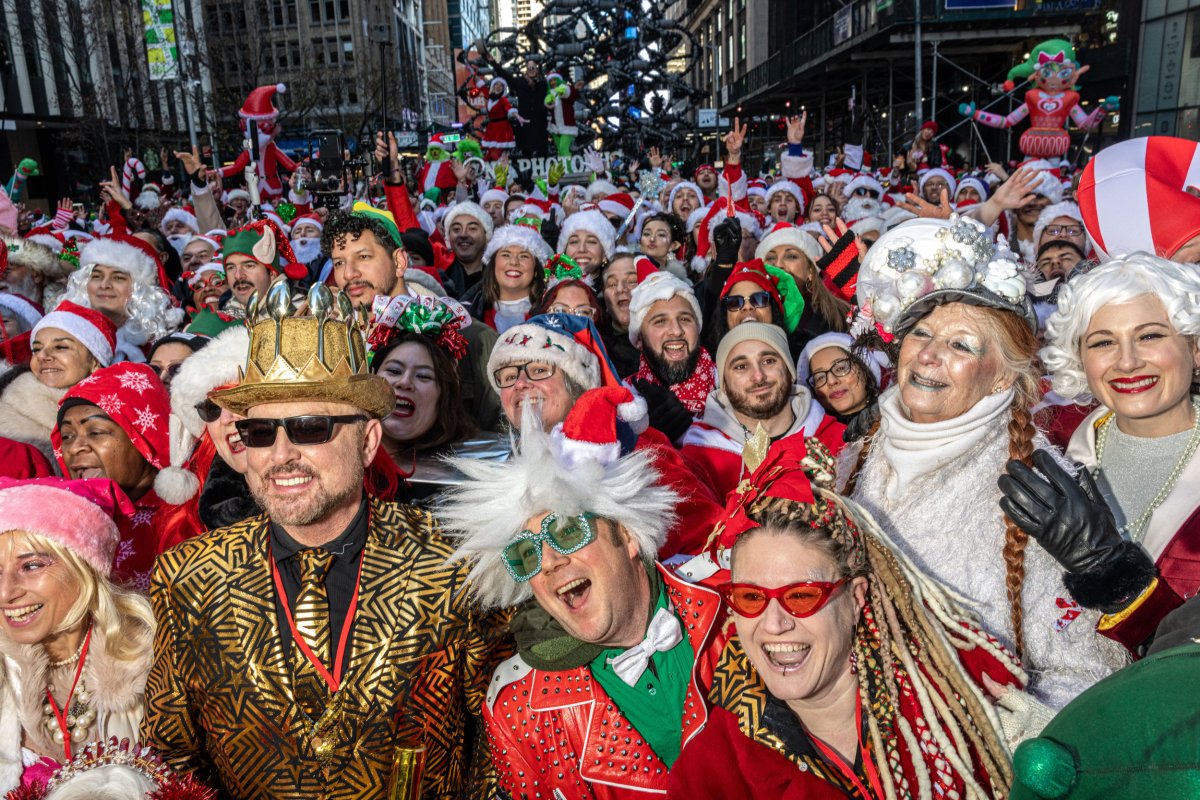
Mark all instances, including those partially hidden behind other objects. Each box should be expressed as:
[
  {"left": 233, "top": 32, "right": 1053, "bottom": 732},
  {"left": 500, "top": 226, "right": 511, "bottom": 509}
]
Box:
[{"left": 856, "top": 214, "right": 1033, "bottom": 334}]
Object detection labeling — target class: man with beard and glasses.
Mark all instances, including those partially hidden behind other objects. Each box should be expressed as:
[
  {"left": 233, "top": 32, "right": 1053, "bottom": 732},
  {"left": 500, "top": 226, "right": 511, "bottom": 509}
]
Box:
[
  {"left": 627, "top": 272, "right": 715, "bottom": 443},
  {"left": 142, "top": 298, "right": 510, "bottom": 799},
  {"left": 324, "top": 204, "right": 502, "bottom": 432},
  {"left": 681, "top": 322, "right": 845, "bottom": 501}
]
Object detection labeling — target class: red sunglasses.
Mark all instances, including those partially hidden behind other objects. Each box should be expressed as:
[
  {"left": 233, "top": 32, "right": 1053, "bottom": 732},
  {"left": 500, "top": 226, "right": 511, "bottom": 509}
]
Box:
[{"left": 718, "top": 579, "right": 848, "bottom": 618}]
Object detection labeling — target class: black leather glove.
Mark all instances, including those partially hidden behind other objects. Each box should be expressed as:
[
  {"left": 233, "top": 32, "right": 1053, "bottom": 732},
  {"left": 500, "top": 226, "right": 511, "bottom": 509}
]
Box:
[
  {"left": 999, "top": 449, "right": 1156, "bottom": 612},
  {"left": 633, "top": 378, "right": 694, "bottom": 443},
  {"left": 711, "top": 217, "right": 742, "bottom": 266}
]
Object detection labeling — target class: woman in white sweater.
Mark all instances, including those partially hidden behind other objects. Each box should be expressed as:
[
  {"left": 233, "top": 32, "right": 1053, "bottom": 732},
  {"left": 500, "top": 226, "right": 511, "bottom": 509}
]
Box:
[{"left": 842, "top": 217, "right": 1127, "bottom": 730}]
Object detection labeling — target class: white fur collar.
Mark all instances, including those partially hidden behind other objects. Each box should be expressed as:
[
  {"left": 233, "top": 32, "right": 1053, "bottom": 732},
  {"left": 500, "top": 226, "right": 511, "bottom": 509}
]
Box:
[{"left": 0, "top": 371, "right": 65, "bottom": 453}]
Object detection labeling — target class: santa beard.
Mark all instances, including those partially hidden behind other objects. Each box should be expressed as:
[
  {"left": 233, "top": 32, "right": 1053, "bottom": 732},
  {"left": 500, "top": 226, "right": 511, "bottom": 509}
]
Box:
[
  {"left": 0, "top": 272, "right": 40, "bottom": 304},
  {"left": 167, "top": 234, "right": 193, "bottom": 256},
  {"left": 291, "top": 237, "right": 322, "bottom": 264}
]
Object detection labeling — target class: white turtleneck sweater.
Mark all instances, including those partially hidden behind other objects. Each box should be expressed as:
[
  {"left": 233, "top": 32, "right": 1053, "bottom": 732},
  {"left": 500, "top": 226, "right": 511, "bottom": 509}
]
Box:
[{"left": 843, "top": 386, "right": 1128, "bottom": 710}]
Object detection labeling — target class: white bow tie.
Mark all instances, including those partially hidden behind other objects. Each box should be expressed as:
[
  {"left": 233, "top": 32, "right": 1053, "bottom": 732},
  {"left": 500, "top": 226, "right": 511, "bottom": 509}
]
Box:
[{"left": 607, "top": 606, "right": 684, "bottom": 686}]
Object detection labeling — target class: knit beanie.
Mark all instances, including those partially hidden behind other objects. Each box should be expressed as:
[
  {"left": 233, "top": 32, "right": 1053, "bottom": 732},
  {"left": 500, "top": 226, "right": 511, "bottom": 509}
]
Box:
[{"left": 714, "top": 321, "right": 795, "bottom": 391}]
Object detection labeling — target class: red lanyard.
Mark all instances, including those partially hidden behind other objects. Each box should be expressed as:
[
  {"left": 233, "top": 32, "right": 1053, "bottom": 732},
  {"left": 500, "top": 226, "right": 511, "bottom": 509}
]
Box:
[
  {"left": 808, "top": 694, "right": 886, "bottom": 800},
  {"left": 45, "top": 626, "right": 93, "bottom": 762},
  {"left": 270, "top": 549, "right": 364, "bottom": 694}
]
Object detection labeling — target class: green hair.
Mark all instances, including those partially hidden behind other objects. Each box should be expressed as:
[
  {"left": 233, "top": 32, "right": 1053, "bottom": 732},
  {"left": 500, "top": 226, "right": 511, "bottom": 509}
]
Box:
[
  {"left": 1007, "top": 38, "right": 1077, "bottom": 84},
  {"left": 455, "top": 138, "right": 484, "bottom": 161}
]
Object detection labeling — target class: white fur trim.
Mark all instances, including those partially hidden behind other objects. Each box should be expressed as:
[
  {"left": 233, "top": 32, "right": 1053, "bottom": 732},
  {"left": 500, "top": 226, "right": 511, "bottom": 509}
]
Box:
[
  {"left": 557, "top": 209, "right": 616, "bottom": 257},
  {"left": 668, "top": 182, "right": 702, "bottom": 211},
  {"left": 154, "top": 464, "right": 201, "bottom": 504},
  {"left": 487, "top": 322, "right": 601, "bottom": 392},
  {"left": 586, "top": 179, "right": 619, "bottom": 201},
  {"left": 764, "top": 180, "right": 806, "bottom": 214},
  {"left": 32, "top": 309, "right": 114, "bottom": 366},
  {"left": 780, "top": 151, "right": 814, "bottom": 180},
  {"left": 918, "top": 168, "right": 957, "bottom": 196},
  {"left": 706, "top": 209, "right": 761, "bottom": 239},
  {"left": 169, "top": 325, "right": 250, "bottom": 438},
  {"left": 0, "top": 294, "right": 42, "bottom": 329},
  {"left": 161, "top": 207, "right": 199, "bottom": 234},
  {"left": 483, "top": 225, "right": 553, "bottom": 266},
  {"left": 754, "top": 223, "right": 823, "bottom": 265},
  {"left": 442, "top": 201, "right": 495, "bottom": 239},
  {"left": 627, "top": 271, "right": 702, "bottom": 347},
  {"left": 78, "top": 238, "right": 158, "bottom": 287},
  {"left": 1032, "top": 201, "right": 1084, "bottom": 251}
]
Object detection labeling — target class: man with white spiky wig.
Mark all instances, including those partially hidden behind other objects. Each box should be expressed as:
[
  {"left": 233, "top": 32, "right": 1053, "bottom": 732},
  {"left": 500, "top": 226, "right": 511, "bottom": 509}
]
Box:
[{"left": 439, "top": 386, "right": 730, "bottom": 799}]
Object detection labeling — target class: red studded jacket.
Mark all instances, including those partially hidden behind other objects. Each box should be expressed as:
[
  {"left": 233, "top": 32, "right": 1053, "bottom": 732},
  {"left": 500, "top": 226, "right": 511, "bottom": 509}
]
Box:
[{"left": 483, "top": 565, "right": 728, "bottom": 798}]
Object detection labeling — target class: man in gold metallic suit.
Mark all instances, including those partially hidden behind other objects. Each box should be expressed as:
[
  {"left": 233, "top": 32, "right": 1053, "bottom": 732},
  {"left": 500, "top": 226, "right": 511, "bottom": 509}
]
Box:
[{"left": 140, "top": 277, "right": 510, "bottom": 799}]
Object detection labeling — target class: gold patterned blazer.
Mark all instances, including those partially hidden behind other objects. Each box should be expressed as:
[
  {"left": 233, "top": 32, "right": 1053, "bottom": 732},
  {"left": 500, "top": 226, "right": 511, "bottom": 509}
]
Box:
[{"left": 141, "top": 499, "right": 511, "bottom": 799}]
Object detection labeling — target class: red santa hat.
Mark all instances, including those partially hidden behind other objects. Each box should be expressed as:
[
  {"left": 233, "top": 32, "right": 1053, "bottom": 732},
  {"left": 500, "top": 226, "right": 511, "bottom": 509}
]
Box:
[
  {"left": 692, "top": 200, "right": 764, "bottom": 273},
  {"left": 481, "top": 187, "right": 509, "bottom": 206},
  {"left": 160, "top": 207, "right": 199, "bottom": 234},
  {"left": 918, "top": 167, "right": 958, "bottom": 197},
  {"left": 754, "top": 221, "right": 823, "bottom": 265},
  {"left": 598, "top": 192, "right": 635, "bottom": 222},
  {"left": 764, "top": 180, "right": 807, "bottom": 214},
  {"left": 747, "top": 179, "right": 767, "bottom": 198},
  {"left": 0, "top": 293, "right": 44, "bottom": 330},
  {"left": 239, "top": 83, "right": 286, "bottom": 120},
  {"left": 1078, "top": 136, "right": 1200, "bottom": 260},
  {"left": 694, "top": 164, "right": 717, "bottom": 178},
  {"left": 549, "top": 386, "right": 638, "bottom": 469},
  {"left": 32, "top": 300, "right": 118, "bottom": 366},
  {"left": 290, "top": 213, "right": 324, "bottom": 233}
]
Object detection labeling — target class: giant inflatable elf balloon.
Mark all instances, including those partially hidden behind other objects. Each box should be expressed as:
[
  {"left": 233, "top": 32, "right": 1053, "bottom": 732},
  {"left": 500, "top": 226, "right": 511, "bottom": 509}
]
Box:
[
  {"left": 959, "top": 39, "right": 1118, "bottom": 160},
  {"left": 219, "top": 84, "right": 297, "bottom": 200}
]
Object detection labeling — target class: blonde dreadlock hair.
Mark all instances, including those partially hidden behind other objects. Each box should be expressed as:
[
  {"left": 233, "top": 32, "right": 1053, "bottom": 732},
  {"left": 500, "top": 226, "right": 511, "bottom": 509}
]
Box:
[{"left": 730, "top": 446, "right": 1022, "bottom": 799}]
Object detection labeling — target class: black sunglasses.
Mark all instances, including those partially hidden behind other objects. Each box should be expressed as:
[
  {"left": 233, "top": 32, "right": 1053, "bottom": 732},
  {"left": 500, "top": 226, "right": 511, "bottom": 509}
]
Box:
[
  {"left": 721, "top": 291, "right": 772, "bottom": 313},
  {"left": 194, "top": 398, "right": 222, "bottom": 423},
  {"left": 234, "top": 415, "right": 368, "bottom": 448}
]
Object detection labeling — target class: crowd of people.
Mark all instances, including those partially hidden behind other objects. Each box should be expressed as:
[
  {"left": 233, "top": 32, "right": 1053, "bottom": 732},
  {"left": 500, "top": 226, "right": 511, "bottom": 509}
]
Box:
[{"left": 0, "top": 67, "right": 1197, "bottom": 799}]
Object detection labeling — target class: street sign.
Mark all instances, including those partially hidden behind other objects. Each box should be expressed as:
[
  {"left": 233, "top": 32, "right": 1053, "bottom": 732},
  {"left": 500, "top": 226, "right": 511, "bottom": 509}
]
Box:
[{"left": 698, "top": 109, "right": 718, "bottom": 128}]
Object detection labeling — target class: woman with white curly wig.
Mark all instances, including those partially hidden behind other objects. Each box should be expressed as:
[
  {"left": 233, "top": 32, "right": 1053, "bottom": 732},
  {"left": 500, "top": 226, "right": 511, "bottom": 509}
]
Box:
[
  {"left": 57, "top": 236, "right": 183, "bottom": 364},
  {"left": 1000, "top": 254, "right": 1200, "bottom": 658}
]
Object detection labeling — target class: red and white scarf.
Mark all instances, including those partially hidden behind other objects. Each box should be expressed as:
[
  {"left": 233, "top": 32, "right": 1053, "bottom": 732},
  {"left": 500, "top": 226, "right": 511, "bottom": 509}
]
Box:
[{"left": 634, "top": 347, "right": 716, "bottom": 416}]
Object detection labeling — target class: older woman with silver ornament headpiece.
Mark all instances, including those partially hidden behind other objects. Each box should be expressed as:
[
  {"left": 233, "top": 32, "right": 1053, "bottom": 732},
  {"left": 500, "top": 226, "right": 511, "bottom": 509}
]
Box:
[
  {"left": 0, "top": 478, "right": 155, "bottom": 794},
  {"left": 999, "top": 255, "right": 1200, "bottom": 656},
  {"left": 842, "top": 215, "right": 1127, "bottom": 742}
]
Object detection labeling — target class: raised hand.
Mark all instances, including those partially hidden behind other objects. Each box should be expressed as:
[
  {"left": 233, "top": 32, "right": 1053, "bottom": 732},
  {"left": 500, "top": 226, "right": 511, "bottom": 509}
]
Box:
[
  {"left": 785, "top": 111, "right": 807, "bottom": 145},
  {"left": 818, "top": 218, "right": 866, "bottom": 260},
  {"left": 174, "top": 148, "right": 206, "bottom": 182},
  {"left": 897, "top": 188, "right": 953, "bottom": 219},
  {"left": 648, "top": 146, "right": 664, "bottom": 169},
  {"left": 723, "top": 117, "right": 748, "bottom": 161},
  {"left": 991, "top": 166, "right": 1040, "bottom": 211}
]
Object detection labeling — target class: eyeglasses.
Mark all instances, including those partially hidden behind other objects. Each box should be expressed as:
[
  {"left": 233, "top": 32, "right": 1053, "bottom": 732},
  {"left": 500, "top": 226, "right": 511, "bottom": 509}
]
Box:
[
  {"left": 234, "top": 414, "right": 367, "bottom": 447},
  {"left": 718, "top": 579, "right": 848, "bottom": 618},
  {"left": 807, "top": 357, "right": 855, "bottom": 389},
  {"left": 493, "top": 361, "right": 558, "bottom": 389},
  {"left": 1044, "top": 225, "right": 1083, "bottom": 237},
  {"left": 721, "top": 291, "right": 772, "bottom": 313},
  {"left": 154, "top": 363, "right": 183, "bottom": 384},
  {"left": 547, "top": 304, "right": 596, "bottom": 318},
  {"left": 502, "top": 512, "right": 598, "bottom": 582},
  {"left": 194, "top": 398, "right": 223, "bottom": 423}
]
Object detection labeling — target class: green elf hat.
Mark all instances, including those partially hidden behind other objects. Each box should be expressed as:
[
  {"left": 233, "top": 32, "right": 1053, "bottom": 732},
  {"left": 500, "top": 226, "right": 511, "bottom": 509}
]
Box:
[
  {"left": 765, "top": 264, "right": 805, "bottom": 334},
  {"left": 186, "top": 308, "right": 243, "bottom": 338},
  {"left": 1011, "top": 641, "right": 1200, "bottom": 799},
  {"left": 351, "top": 201, "right": 404, "bottom": 248},
  {"left": 222, "top": 219, "right": 307, "bottom": 280}
]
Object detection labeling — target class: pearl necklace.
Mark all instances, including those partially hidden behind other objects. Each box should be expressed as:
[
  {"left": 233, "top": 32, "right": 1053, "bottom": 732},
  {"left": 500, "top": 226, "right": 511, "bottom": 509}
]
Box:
[
  {"left": 42, "top": 628, "right": 96, "bottom": 748},
  {"left": 46, "top": 634, "right": 87, "bottom": 669},
  {"left": 1095, "top": 396, "right": 1200, "bottom": 542}
]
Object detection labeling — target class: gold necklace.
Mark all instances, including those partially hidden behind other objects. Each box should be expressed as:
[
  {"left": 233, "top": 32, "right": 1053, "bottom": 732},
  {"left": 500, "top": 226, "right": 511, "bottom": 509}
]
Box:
[{"left": 1095, "top": 396, "right": 1200, "bottom": 541}]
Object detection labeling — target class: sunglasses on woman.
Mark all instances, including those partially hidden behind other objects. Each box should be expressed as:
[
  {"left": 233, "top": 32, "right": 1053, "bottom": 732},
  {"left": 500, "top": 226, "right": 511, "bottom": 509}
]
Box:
[
  {"left": 233, "top": 414, "right": 368, "bottom": 448},
  {"left": 721, "top": 291, "right": 772, "bottom": 313},
  {"left": 547, "top": 303, "right": 596, "bottom": 318},
  {"left": 718, "top": 579, "right": 848, "bottom": 618},
  {"left": 194, "top": 398, "right": 223, "bottom": 423},
  {"left": 503, "top": 512, "right": 598, "bottom": 582},
  {"left": 806, "top": 357, "right": 855, "bottom": 389}
]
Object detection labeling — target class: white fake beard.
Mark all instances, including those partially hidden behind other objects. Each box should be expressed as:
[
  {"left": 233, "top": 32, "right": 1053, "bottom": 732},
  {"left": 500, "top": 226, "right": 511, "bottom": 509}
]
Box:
[
  {"left": 135, "top": 192, "right": 161, "bottom": 211},
  {"left": 167, "top": 233, "right": 193, "bottom": 256},
  {"left": 291, "top": 237, "right": 322, "bottom": 264}
]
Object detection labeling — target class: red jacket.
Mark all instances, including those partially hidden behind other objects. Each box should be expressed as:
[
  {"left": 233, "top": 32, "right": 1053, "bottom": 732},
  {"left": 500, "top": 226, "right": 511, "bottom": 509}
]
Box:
[
  {"left": 483, "top": 567, "right": 728, "bottom": 799},
  {"left": 680, "top": 391, "right": 846, "bottom": 503},
  {"left": 0, "top": 437, "right": 53, "bottom": 479}
]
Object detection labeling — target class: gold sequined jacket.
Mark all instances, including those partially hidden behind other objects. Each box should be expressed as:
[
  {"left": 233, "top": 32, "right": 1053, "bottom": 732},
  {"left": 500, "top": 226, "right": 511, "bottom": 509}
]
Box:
[{"left": 141, "top": 500, "right": 511, "bottom": 800}]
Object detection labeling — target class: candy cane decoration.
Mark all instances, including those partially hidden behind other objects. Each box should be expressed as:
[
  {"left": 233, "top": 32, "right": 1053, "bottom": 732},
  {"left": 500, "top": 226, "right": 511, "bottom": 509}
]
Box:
[{"left": 122, "top": 158, "right": 146, "bottom": 196}]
